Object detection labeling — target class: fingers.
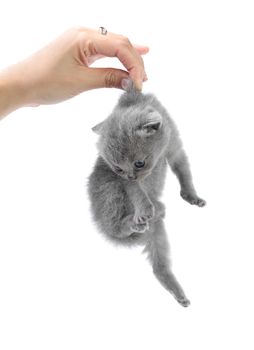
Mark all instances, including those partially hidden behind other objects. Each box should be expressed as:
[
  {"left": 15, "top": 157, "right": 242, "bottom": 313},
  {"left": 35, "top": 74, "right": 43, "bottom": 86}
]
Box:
[
  {"left": 80, "top": 67, "right": 130, "bottom": 90},
  {"left": 133, "top": 44, "right": 149, "bottom": 55},
  {"left": 87, "top": 45, "right": 149, "bottom": 66},
  {"left": 115, "top": 43, "right": 146, "bottom": 90},
  {"left": 79, "top": 29, "right": 148, "bottom": 90}
]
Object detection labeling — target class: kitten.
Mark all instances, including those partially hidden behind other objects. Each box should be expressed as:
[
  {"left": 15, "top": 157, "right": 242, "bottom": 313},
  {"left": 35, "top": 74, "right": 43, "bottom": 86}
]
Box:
[{"left": 88, "top": 86, "right": 206, "bottom": 307}]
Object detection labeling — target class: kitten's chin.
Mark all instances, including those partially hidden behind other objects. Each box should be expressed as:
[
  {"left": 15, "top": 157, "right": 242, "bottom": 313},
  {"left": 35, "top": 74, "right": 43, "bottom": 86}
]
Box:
[{"left": 137, "top": 171, "right": 151, "bottom": 180}]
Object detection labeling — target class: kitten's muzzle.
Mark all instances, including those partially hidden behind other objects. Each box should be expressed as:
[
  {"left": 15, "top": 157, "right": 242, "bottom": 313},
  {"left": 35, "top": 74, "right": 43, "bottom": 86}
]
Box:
[{"left": 127, "top": 174, "right": 137, "bottom": 180}]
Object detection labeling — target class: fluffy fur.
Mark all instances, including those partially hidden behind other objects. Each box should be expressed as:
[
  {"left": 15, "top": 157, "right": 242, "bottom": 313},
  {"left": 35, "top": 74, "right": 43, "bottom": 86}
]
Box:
[{"left": 88, "top": 87, "right": 206, "bottom": 307}]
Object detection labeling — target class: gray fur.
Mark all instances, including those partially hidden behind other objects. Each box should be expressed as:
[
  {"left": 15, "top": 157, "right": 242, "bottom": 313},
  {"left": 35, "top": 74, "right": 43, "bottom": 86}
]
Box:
[{"left": 88, "top": 87, "right": 206, "bottom": 307}]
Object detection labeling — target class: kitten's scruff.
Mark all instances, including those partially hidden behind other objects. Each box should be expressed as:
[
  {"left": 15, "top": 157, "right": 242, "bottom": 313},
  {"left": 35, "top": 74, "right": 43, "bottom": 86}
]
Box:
[{"left": 88, "top": 88, "right": 206, "bottom": 307}]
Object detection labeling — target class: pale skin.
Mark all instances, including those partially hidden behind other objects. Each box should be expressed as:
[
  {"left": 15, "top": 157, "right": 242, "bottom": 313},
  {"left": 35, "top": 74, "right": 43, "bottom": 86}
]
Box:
[{"left": 0, "top": 27, "right": 149, "bottom": 119}]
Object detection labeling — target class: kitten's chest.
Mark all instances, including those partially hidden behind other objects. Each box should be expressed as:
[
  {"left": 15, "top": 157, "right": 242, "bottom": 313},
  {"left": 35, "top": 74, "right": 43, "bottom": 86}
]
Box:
[{"left": 141, "top": 157, "right": 167, "bottom": 198}]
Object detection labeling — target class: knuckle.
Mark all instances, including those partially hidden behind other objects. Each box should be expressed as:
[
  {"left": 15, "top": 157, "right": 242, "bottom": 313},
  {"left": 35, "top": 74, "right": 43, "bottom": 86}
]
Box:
[
  {"left": 67, "top": 27, "right": 87, "bottom": 43},
  {"left": 118, "top": 35, "right": 132, "bottom": 48},
  {"left": 104, "top": 71, "right": 117, "bottom": 88},
  {"left": 68, "top": 26, "right": 84, "bottom": 35},
  {"left": 86, "top": 39, "right": 97, "bottom": 56},
  {"left": 73, "top": 26, "right": 86, "bottom": 33}
]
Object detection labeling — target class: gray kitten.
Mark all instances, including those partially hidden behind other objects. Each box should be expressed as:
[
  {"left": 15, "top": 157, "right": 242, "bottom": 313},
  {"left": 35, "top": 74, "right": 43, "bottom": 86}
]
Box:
[{"left": 88, "top": 86, "right": 206, "bottom": 307}]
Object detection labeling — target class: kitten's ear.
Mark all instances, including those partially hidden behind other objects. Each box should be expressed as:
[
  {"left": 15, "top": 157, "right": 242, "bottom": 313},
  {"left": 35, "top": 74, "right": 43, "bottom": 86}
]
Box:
[
  {"left": 138, "top": 110, "right": 162, "bottom": 136},
  {"left": 92, "top": 121, "right": 104, "bottom": 135}
]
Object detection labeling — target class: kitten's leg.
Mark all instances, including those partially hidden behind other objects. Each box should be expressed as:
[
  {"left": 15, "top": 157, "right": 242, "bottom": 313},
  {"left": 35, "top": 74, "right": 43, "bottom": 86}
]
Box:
[
  {"left": 153, "top": 200, "right": 166, "bottom": 220},
  {"left": 117, "top": 214, "right": 149, "bottom": 238},
  {"left": 144, "top": 219, "right": 190, "bottom": 307},
  {"left": 125, "top": 182, "right": 155, "bottom": 223},
  {"left": 167, "top": 149, "right": 206, "bottom": 207}
]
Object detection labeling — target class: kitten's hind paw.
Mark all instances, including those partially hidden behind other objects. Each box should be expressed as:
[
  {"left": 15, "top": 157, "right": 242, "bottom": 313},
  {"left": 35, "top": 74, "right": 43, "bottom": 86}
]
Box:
[
  {"left": 131, "top": 222, "right": 149, "bottom": 233},
  {"left": 134, "top": 204, "right": 155, "bottom": 224},
  {"left": 177, "top": 296, "right": 191, "bottom": 308},
  {"left": 180, "top": 192, "right": 206, "bottom": 207}
]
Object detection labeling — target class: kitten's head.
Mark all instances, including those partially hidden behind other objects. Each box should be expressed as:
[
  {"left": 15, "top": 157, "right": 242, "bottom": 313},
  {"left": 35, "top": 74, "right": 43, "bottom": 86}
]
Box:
[{"left": 92, "top": 92, "right": 170, "bottom": 181}]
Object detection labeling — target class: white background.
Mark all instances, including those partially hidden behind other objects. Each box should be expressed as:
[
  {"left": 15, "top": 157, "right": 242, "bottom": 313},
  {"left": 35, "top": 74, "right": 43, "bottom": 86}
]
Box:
[{"left": 0, "top": 0, "right": 254, "bottom": 349}]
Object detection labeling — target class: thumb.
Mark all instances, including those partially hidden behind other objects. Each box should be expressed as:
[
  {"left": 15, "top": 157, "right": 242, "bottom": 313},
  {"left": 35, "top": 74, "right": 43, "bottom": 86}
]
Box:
[{"left": 82, "top": 67, "right": 129, "bottom": 90}]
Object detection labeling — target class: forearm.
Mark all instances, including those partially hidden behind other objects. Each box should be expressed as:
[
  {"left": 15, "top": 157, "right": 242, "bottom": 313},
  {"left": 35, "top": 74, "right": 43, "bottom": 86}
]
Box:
[{"left": 0, "top": 67, "right": 28, "bottom": 119}]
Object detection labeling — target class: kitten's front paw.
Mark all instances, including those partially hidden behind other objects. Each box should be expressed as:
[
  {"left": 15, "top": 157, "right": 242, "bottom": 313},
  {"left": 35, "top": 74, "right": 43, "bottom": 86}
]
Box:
[
  {"left": 131, "top": 221, "right": 149, "bottom": 233},
  {"left": 134, "top": 203, "right": 155, "bottom": 224},
  {"left": 181, "top": 191, "right": 206, "bottom": 207}
]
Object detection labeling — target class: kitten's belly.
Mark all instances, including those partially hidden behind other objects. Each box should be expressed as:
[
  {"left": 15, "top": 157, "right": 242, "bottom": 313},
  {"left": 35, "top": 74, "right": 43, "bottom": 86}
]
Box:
[{"left": 141, "top": 157, "right": 167, "bottom": 199}]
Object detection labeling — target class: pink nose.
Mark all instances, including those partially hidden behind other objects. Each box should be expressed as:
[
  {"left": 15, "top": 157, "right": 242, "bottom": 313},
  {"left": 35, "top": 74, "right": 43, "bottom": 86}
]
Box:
[{"left": 128, "top": 174, "right": 137, "bottom": 180}]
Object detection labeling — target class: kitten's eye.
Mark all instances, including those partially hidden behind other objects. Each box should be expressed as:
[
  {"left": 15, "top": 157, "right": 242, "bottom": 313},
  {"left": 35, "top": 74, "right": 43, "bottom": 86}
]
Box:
[
  {"left": 134, "top": 160, "right": 145, "bottom": 169},
  {"left": 115, "top": 166, "right": 123, "bottom": 173}
]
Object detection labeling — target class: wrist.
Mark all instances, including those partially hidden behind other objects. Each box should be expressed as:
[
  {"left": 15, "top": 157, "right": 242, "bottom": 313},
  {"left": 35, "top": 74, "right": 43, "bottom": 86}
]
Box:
[{"left": 0, "top": 65, "right": 30, "bottom": 119}]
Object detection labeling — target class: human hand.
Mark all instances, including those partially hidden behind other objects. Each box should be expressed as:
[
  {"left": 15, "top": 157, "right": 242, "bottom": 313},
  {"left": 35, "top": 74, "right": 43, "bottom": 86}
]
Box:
[{"left": 0, "top": 27, "right": 148, "bottom": 116}]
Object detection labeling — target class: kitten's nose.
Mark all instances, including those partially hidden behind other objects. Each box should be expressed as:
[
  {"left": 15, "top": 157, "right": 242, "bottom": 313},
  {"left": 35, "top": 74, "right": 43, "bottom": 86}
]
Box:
[{"left": 128, "top": 174, "right": 137, "bottom": 180}]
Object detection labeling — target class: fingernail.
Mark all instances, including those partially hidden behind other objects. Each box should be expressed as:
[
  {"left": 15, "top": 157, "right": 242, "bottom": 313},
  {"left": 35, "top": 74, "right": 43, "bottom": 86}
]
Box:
[
  {"left": 121, "top": 78, "right": 132, "bottom": 91},
  {"left": 135, "top": 79, "right": 143, "bottom": 91}
]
